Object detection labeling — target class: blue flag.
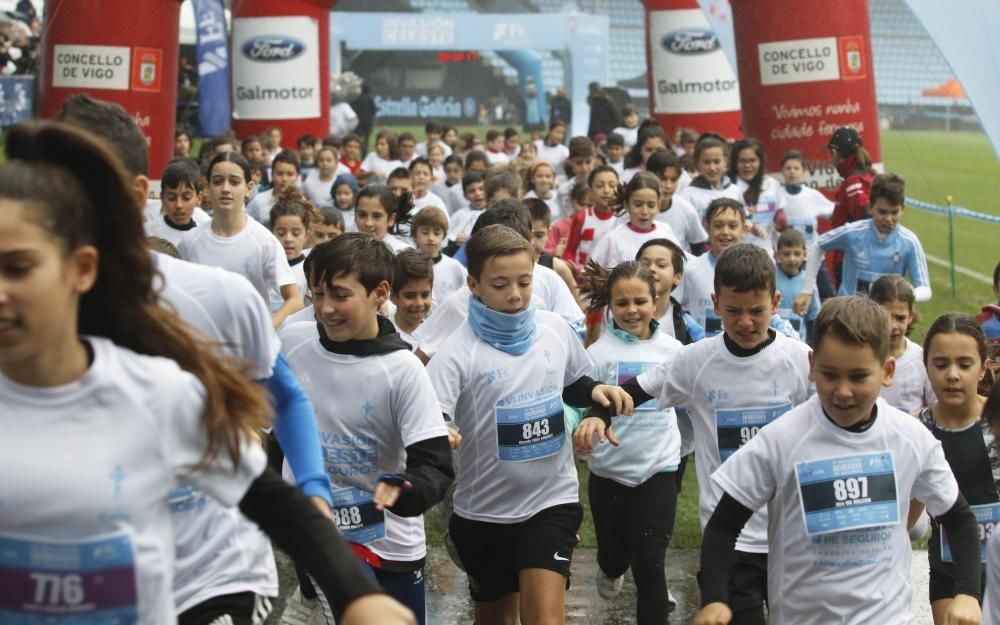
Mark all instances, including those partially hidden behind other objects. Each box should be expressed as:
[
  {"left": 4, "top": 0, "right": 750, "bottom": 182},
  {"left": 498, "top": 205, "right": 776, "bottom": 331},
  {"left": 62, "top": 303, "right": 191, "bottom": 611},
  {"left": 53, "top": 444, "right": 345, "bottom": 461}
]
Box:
[{"left": 192, "top": 0, "right": 230, "bottom": 136}]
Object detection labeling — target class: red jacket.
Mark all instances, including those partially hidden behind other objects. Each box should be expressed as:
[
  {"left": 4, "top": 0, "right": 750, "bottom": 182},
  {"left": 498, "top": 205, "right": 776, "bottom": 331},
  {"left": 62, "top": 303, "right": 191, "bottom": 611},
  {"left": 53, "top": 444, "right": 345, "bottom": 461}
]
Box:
[{"left": 831, "top": 155, "right": 874, "bottom": 228}]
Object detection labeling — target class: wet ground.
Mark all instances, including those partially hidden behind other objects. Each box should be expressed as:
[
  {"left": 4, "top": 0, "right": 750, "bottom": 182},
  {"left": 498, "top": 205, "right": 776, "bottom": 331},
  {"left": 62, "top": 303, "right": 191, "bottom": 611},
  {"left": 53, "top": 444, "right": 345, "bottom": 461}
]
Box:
[{"left": 269, "top": 546, "right": 934, "bottom": 624}]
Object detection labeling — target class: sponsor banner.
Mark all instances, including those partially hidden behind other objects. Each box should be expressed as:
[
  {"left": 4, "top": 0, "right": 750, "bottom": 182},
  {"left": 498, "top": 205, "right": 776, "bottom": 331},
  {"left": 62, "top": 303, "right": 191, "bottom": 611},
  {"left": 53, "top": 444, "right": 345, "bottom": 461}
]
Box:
[
  {"left": 232, "top": 16, "right": 320, "bottom": 120},
  {"left": 192, "top": 0, "right": 230, "bottom": 135},
  {"left": 648, "top": 9, "right": 740, "bottom": 115},
  {"left": 373, "top": 89, "right": 481, "bottom": 124},
  {"left": 52, "top": 44, "right": 130, "bottom": 90},
  {"left": 732, "top": 0, "right": 881, "bottom": 193}
]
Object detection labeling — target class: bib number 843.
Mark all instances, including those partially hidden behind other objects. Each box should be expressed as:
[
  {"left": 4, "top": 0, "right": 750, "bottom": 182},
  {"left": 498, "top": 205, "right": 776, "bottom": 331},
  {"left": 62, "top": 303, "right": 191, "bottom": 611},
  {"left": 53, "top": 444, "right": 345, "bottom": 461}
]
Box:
[
  {"left": 833, "top": 476, "right": 868, "bottom": 502},
  {"left": 333, "top": 506, "right": 363, "bottom": 528},
  {"left": 522, "top": 419, "right": 550, "bottom": 440}
]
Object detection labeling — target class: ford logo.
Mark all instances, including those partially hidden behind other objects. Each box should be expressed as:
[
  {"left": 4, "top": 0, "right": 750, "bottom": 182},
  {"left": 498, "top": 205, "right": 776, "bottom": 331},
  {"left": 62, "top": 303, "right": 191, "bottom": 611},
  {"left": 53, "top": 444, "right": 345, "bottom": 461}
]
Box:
[
  {"left": 241, "top": 36, "right": 305, "bottom": 62},
  {"left": 662, "top": 29, "right": 720, "bottom": 55}
]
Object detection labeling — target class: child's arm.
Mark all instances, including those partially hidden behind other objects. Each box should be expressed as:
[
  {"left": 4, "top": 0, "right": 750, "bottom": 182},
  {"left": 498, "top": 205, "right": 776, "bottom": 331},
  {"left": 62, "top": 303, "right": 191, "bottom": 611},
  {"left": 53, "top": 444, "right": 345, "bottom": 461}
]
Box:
[
  {"left": 372, "top": 435, "right": 453, "bottom": 516},
  {"left": 935, "top": 494, "right": 984, "bottom": 622},
  {"left": 906, "top": 242, "right": 933, "bottom": 302},
  {"left": 693, "top": 493, "right": 755, "bottom": 625},
  {"left": 273, "top": 284, "right": 305, "bottom": 329},
  {"left": 562, "top": 212, "right": 586, "bottom": 262}
]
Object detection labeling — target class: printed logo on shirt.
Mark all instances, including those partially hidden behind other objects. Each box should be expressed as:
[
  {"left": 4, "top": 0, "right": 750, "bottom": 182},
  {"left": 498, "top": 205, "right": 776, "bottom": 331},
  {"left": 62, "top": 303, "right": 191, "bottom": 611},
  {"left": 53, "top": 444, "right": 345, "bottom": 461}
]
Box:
[
  {"left": 795, "top": 451, "right": 898, "bottom": 535},
  {"left": 331, "top": 486, "right": 385, "bottom": 545},
  {"left": 321, "top": 432, "right": 379, "bottom": 478},
  {"left": 0, "top": 530, "right": 139, "bottom": 624},
  {"left": 617, "top": 361, "right": 659, "bottom": 411},
  {"left": 495, "top": 394, "right": 566, "bottom": 462},
  {"left": 715, "top": 402, "right": 791, "bottom": 460},
  {"left": 485, "top": 367, "right": 513, "bottom": 386},
  {"left": 168, "top": 484, "right": 208, "bottom": 514}
]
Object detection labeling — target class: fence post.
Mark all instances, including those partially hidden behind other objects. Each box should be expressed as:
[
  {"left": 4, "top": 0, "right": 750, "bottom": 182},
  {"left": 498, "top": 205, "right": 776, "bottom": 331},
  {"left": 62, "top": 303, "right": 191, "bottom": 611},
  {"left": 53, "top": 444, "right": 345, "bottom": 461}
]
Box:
[{"left": 947, "top": 195, "right": 957, "bottom": 297}]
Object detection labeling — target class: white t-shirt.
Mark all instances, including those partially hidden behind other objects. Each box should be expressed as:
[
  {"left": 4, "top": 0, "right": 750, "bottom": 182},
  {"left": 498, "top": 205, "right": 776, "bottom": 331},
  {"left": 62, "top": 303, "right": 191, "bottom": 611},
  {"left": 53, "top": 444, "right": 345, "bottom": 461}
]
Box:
[
  {"left": 0, "top": 337, "right": 266, "bottom": 625},
  {"left": 301, "top": 169, "right": 336, "bottom": 209},
  {"left": 678, "top": 252, "right": 720, "bottom": 334},
  {"left": 279, "top": 304, "right": 316, "bottom": 333},
  {"left": 532, "top": 262, "right": 586, "bottom": 328},
  {"left": 390, "top": 315, "right": 419, "bottom": 351},
  {"left": 656, "top": 194, "right": 709, "bottom": 253},
  {"left": 445, "top": 183, "right": 467, "bottom": 216},
  {"left": 589, "top": 221, "right": 680, "bottom": 268},
  {"left": 270, "top": 255, "right": 308, "bottom": 313},
  {"left": 416, "top": 141, "right": 452, "bottom": 158},
  {"left": 411, "top": 191, "right": 448, "bottom": 221},
  {"left": 144, "top": 216, "right": 198, "bottom": 248},
  {"left": 738, "top": 176, "right": 786, "bottom": 254},
  {"left": 427, "top": 311, "right": 591, "bottom": 522},
  {"left": 534, "top": 140, "right": 569, "bottom": 173},
  {"left": 380, "top": 233, "right": 413, "bottom": 254},
  {"left": 611, "top": 126, "right": 639, "bottom": 148},
  {"left": 524, "top": 190, "right": 562, "bottom": 223},
  {"left": 179, "top": 218, "right": 296, "bottom": 305},
  {"left": 586, "top": 327, "right": 683, "bottom": 486},
  {"left": 984, "top": 530, "right": 1000, "bottom": 625},
  {"left": 245, "top": 188, "right": 276, "bottom": 225},
  {"left": 359, "top": 153, "right": 403, "bottom": 182},
  {"left": 285, "top": 338, "right": 447, "bottom": 561},
  {"left": 712, "top": 396, "right": 959, "bottom": 625},
  {"left": 413, "top": 286, "right": 546, "bottom": 359},
  {"left": 486, "top": 151, "right": 509, "bottom": 166},
  {"left": 880, "top": 338, "right": 935, "bottom": 415},
  {"left": 778, "top": 185, "right": 835, "bottom": 245},
  {"left": 152, "top": 252, "right": 279, "bottom": 379},
  {"left": 447, "top": 207, "right": 485, "bottom": 243},
  {"left": 432, "top": 254, "right": 468, "bottom": 308},
  {"left": 555, "top": 178, "right": 582, "bottom": 221},
  {"left": 679, "top": 180, "right": 744, "bottom": 220},
  {"left": 637, "top": 332, "right": 813, "bottom": 553}
]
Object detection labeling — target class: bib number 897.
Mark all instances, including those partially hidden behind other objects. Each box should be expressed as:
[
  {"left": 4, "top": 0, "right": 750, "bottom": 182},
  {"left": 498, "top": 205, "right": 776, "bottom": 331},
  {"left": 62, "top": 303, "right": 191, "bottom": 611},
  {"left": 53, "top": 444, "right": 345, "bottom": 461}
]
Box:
[
  {"left": 833, "top": 476, "right": 869, "bottom": 502},
  {"left": 30, "top": 572, "right": 84, "bottom": 606},
  {"left": 522, "top": 419, "right": 551, "bottom": 441},
  {"left": 333, "top": 506, "right": 363, "bottom": 528}
]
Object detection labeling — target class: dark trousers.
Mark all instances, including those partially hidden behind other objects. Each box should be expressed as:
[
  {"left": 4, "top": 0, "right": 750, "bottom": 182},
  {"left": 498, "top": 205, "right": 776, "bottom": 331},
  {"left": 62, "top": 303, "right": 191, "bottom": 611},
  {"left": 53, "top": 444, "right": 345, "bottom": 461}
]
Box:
[{"left": 589, "top": 471, "right": 678, "bottom": 625}]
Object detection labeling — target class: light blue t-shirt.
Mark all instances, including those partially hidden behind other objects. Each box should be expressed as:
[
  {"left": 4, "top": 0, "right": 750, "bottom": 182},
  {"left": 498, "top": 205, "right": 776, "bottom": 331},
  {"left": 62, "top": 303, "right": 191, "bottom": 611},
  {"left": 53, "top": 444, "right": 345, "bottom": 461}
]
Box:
[
  {"left": 817, "top": 219, "right": 930, "bottom": 296},
  {"left": 776, "top": 267, "right": 819, "bottom": 341}
]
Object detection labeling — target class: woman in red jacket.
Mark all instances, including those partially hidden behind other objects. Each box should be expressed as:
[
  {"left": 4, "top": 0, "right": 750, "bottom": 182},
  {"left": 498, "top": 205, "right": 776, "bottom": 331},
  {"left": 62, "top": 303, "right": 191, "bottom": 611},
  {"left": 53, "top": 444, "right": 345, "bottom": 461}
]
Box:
[{"left": 827, "top": 126, "right": 876, "bottom": 285}]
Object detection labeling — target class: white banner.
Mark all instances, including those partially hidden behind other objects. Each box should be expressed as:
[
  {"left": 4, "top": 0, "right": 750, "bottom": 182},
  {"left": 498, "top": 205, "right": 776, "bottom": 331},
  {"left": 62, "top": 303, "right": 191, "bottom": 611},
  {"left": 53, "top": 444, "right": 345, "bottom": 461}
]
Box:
[
  {"left": 759, "top": 38, "right": 840, "bottom": 86},
  {"left": 232, "top": 16, "right": 320, "bottom": 120},
  {"left": 649, "top": 9, "right": 740, "bottom": 115},
  {"left": 52, "top": 45, "right": 130, "bottom": 90}
]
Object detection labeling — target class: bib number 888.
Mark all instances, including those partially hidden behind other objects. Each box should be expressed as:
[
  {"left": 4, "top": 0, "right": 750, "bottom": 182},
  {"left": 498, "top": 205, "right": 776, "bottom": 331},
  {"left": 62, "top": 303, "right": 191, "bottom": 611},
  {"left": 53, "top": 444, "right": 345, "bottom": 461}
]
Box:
[
  {"left": 333, "top": 506, "right": 363, "bottom": 528},
  {"left": 833, "top": 476, "right": 868, "bottom": 502},
  {"left": 523, "top": 419, "right": 551, "bottom": 440}
]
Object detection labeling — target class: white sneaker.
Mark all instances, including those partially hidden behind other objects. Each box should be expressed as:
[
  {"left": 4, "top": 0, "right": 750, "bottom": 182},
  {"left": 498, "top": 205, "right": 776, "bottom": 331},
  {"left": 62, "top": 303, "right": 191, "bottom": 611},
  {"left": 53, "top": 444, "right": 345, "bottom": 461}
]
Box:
[
  {"left": 596, "top": 568, "right": 624, "bottom": 599},
  {"left": 279, "top": 587, "right": 322, "bottom": 625},
  {"left": 667, "top": 588, "right": 677, "bottom": 611}
]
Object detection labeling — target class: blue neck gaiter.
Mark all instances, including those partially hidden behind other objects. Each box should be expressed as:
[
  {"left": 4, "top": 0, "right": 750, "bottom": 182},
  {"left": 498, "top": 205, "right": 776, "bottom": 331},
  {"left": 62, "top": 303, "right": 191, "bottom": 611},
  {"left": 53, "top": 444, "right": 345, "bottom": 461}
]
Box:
[
  {"left": 608, "top": 319, "right": 659, "bottom": 344},
  {"left": 783, "top": 183, "right": 803, "bottom": 195},
  {"left": 467, "top": 295, "right": 537, "bottom": 355}
]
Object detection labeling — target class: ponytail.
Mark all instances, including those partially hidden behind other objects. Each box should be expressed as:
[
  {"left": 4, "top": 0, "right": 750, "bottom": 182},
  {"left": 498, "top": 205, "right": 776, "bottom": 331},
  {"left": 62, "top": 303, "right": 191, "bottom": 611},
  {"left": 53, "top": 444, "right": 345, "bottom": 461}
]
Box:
[
  {"left": 2, "top": 121, "right": 270, "bottom": 468},
  {"left": 270, "top": 185, "right": 322, "bottom": 231},
  {"left": 854, "top": 146, "right": 875, "bottom": 175},
  {"left": 579, "top": 259, "right": 657, "bottom": 315},
  {"left": 356, "top": 184, "right": 413, "bottom": 235}
]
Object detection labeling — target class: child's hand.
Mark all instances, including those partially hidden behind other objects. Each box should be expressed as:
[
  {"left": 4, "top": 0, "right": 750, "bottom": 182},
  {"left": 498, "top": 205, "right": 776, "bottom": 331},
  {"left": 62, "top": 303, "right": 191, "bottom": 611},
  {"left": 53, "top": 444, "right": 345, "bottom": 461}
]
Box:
[
  {"left": 573, "top": 416, "right": 618, "bottom": 452},
  {"left": 793, "top": 293, "right": 813, "bottom": 317},
  {"left": 447, "top": 426, "right": 462, "bottom": 450},
  {"left": 455, "top": 233, "right": 468, "bottom": 246},
  {"left": 749, "top": 223, "right": 767, "bottom": 239},
  {"left": 373, "top": 476, "right": 412, "bottom": 510},
  {"left": 592, "top": 384, "right": 634, "bottom": 417},
  {"left": 943, "top": 594, "right": 981, "bottom": 625},
  {"left": 694, "top": 602, "right": 732, "bottom": 625}
]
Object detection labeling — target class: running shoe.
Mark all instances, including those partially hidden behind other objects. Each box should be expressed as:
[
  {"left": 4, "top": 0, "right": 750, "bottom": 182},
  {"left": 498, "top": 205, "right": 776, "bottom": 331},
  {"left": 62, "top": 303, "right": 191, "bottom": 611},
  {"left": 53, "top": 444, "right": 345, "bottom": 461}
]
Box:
[{"left": 596, "top": 568, "right": 624, "bottom": 599}]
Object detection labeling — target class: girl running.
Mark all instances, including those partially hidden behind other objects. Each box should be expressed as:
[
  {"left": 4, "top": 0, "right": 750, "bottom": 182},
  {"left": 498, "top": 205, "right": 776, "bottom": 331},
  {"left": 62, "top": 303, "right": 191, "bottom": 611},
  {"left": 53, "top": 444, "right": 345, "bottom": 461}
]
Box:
[
  {"left": 915, "top": 313, "right": 998, "bottom": 625},
  {"left": 573, "top": 260, "right": 684, "bottom": 625},
  {"left": 621, "top": 125, "right": 673, "bottom": 184},
  {"left": 0, "top": 120, "right": 413, "bottom": 625},
  {"left": 870, "top": 275, "right": 935, "bottom": 414},
  {"left": 332, "top": 173, "right": 359, "bottom": 233},
  {"left": 359, "top": 129, "right": 402, "bottom": 185},
  {"left": 729, "top": 138, "right": 784, "bottom": 253},
  {"left": 354, "top": 184, "right": 414, "bottom": 254},
  {"left": 679, "top": 133, "right": 744, "bottom": 220},
  {"left": 524, "top": 160, "right": 560, "bottom": 222},
  {"left": 301, "top": 146, "right": 342, "bottom": 209},
  {"left": 563, "top": 165, "right": 620, "bottom": 267},
  {"left": 590, "top": 171, "right": 679, "bottom": 268},
  {"left": 269, "top": 188, "right": 319, "bottom": 310}
]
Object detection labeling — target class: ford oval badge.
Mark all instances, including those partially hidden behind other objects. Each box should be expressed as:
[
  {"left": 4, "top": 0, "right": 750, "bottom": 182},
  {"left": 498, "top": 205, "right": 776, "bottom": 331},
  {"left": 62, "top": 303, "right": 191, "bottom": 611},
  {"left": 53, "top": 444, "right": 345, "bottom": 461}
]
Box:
[
  {"left": 242, "top": 36, "right": 305, "bottom": 62},
  {"left": 662, "top": 29, "right": 720, "bottom": 55}
]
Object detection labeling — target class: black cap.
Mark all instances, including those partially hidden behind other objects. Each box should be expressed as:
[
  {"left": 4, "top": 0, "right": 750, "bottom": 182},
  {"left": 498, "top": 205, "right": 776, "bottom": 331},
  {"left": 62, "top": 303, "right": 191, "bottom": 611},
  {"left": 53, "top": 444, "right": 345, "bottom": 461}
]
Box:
[{"left": 827, "top": 127, "right": 863, "bottom": 157}]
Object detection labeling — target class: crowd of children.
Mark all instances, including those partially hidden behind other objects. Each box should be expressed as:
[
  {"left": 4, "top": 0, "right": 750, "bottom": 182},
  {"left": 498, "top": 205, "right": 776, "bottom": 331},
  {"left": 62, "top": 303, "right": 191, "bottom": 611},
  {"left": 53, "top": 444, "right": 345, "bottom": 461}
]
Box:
[{"left": 3, "top": 92, "right": 1000, "bottom": 625}]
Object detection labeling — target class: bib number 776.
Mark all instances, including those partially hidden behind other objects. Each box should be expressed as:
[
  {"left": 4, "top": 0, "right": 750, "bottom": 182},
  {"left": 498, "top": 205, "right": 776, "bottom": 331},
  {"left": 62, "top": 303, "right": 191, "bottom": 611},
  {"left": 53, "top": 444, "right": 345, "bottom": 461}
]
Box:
[{"left": 30, "top": 572, "right": 84, "bottom": 606}]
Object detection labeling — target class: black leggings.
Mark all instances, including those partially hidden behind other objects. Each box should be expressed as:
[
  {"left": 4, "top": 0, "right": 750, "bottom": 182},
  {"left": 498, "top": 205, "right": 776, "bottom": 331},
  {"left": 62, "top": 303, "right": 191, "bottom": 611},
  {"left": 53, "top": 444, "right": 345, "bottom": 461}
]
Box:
[{"left": 589, "top": 471, "right": 678, "bottom": 625}]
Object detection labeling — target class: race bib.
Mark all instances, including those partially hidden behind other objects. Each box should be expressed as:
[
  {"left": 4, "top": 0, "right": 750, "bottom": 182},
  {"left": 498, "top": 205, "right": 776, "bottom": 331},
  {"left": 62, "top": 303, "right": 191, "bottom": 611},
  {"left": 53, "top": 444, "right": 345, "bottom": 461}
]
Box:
[
  {"left": 331, "top": 486, "right": 385, "bottom": 545},
  {"left": 704, "top": 308, "right": 722, "bottom": 337},
  {"left": 778, "top": 308, "right": 806, "bottom": 341},
  {"left": 617, "top": 362, "right": 657, "bottom": 411},
  {"left": 855, "top": 270, "right": 886, "bottom": 296},
  {"left": 496, "top": 395, "right": 565, "bottom": 462},
  {"left": 752, "top": 198, "right": 777, "bottom": 225},
  {"left": 796, "top": 452, "right": 899, "bottom": 536},
  {"left": 715, "top": 403, "right": 790, "bottom": 461},
  {"left": 941, "top": 501, "right": 1000, "bottom": 563},
  {"left": 0, "top": 531, "right": 139, "bottom": 625},
  {"left": 789, "top": 219, "right": 816, "bottom": 243}
]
